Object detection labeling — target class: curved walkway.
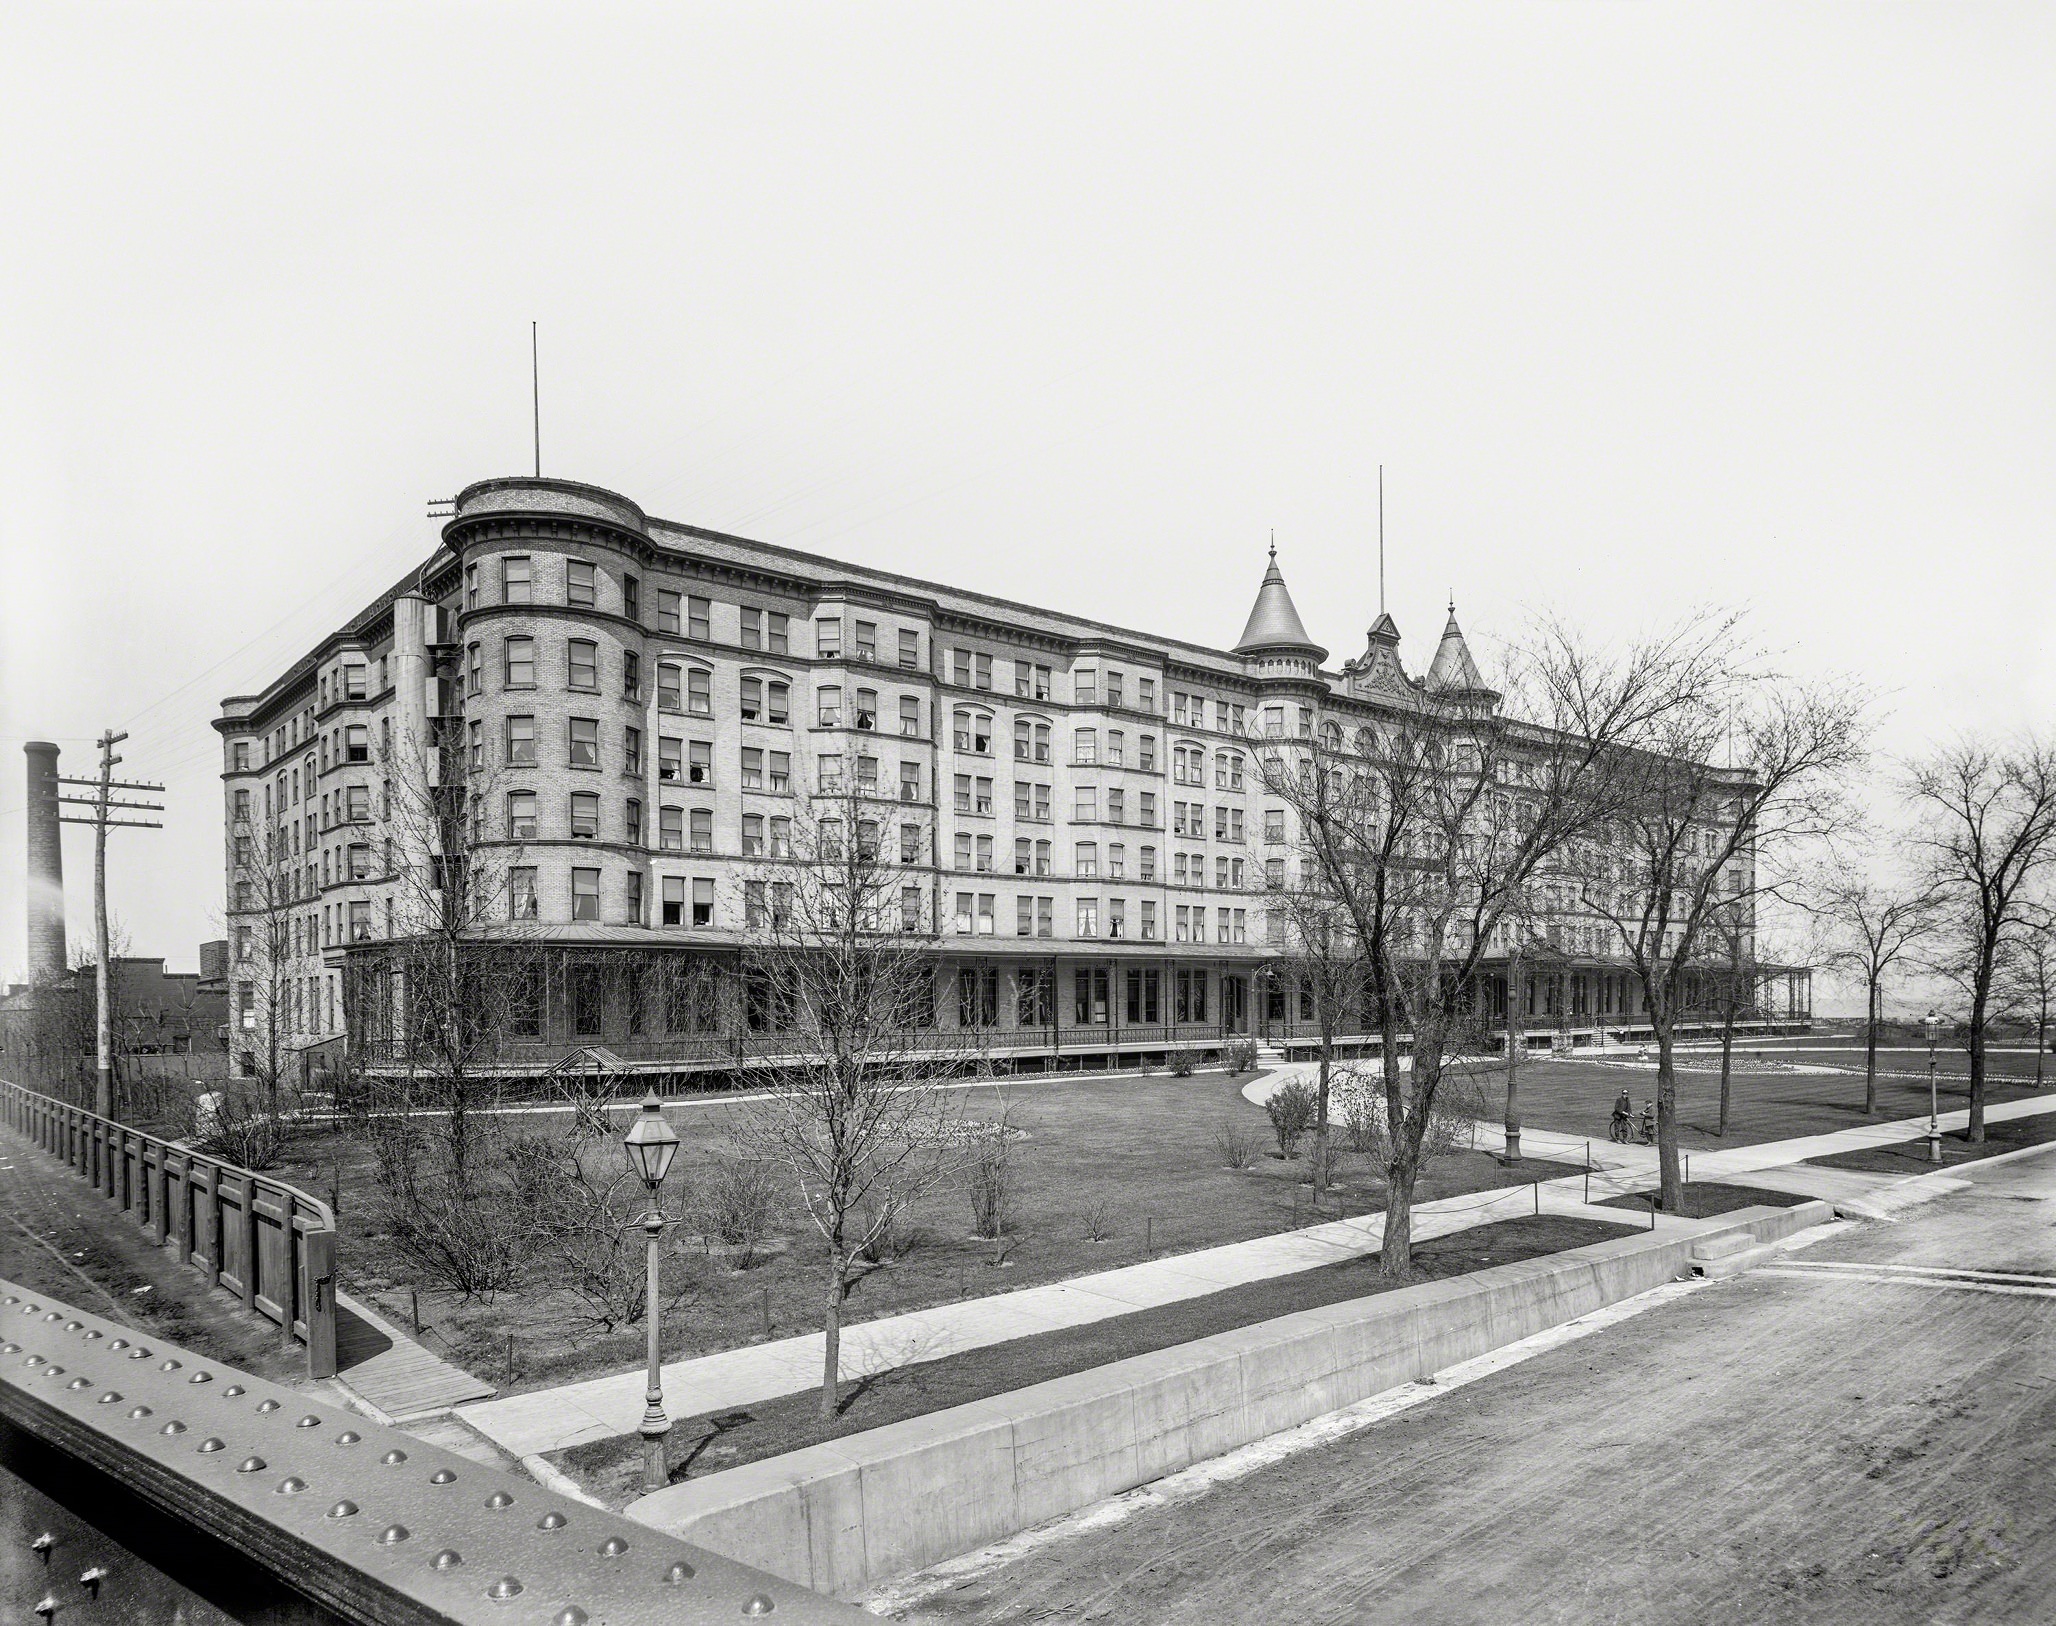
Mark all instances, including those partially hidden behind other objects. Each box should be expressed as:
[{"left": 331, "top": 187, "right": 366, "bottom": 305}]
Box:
[{"left": 455, "top": 1089, "right": 2056, "bottom": 1461}]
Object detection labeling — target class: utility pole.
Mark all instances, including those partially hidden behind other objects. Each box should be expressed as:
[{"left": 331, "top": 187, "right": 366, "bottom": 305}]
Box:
[{"left": 56, "top": 731, "right": 163, "bottom": 1117}]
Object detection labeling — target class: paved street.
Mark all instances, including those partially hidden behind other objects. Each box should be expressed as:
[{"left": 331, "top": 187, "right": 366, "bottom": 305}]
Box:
[{"left": 877, "top": 1148, "right": 2056, "bottom": 1625}]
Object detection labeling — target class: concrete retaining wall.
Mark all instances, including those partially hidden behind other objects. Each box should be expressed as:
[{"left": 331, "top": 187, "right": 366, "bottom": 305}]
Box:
[{"left": 628, "top": 1201, "right": 1832, "bottom": 1597}]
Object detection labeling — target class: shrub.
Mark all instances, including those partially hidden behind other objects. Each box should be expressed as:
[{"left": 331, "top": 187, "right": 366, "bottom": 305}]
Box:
[
  {"left": 1212, "top": 1118, "right": 1259, "bottom": 1169},
  {"left": 1168, "top": 1048, "right": 1197, "bottom": 1077},
  {"left": 1332, "top": 1065, "right": 1485, "bottom": 1162},
  {"left": 966, "top": 1122, "right": 1013, "bottom": 1240},
  {"left": 1221, "top": 1037, "right": 1261, "bottom": 1075},
  {"left": 1307, "top": 1133, "right": 1345, "bottom": 1191},
  {"left": 1264, "top": 1080, "right": 1319, "bottom": 1156},
  {"left": 697, "top": 1157, "right": 781, "bottom": 1254},
  {"left": 1085, "top": 1197, "right": 1114, "bottom": 1242}
]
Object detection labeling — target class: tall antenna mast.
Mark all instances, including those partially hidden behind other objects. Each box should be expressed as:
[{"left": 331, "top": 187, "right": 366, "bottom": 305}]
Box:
[
  {"left": 1378, "top": 464, "right": 1386, "bottom": 616},
  {"left": 531, "top": 321, "right": 541, "bottom": 477}
]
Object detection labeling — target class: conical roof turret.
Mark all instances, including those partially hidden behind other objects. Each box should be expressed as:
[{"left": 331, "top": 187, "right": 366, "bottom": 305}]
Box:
[
  {"left": 1426, "top": 603, "right": 1487, "bottom": 693},
  {"left": 1235, "top": 543, "right": 1324, "bottom": 658}
]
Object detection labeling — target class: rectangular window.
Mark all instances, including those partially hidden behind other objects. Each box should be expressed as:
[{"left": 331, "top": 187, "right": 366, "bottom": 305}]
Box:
[
  {"left": 1075, "top": 728, "right": 1097, "bottom": 764},
  {"left": 742, "top": 747, "right": 764, "bottom": 789},
  {"left": 741, "top": 676, "right": 763, "bottom": 721},
  {"left": 659, "top": 737, "right": 682, "bottom": 782},
  {"left": 900, "top": 821, "right": 922, "bottom": 863},
  {"left": 1076, "top": 840, "right": 1099, "bottom": 877},
  {"left": 1075, "top": 787, "right": 1097, "bottom": 821},
  {"left": 975, "top": 652, "right": 992, "bottom": 690},
  {"left": 899, "top": 628, "right": 920, "bottom": 668},
  {"left": 769, "top": 751, "right": 791, "bottom": 792},
  {"left": 568, "top": 717, "right": 599, "bottom": 767},
  {"left": 854, "top": 688, "right": 878, "bottom": 730},
  {"left": 1077, "top": 898, "right": 1099, "bottom": 937},
  {"left": 624, "top": 726, "right": 642, "bottom": 775},
  {"left": 623, "top": 574, "right": 640, "bottom": 621},
  {"left": 504, "top": 637, "right": 534, "bottom": 688},
  {"left": 740, "top": 606, "right": 764, "bottom": 648},
  {"left": 1018, "top": 967, "right": 1053, "bottom": 1027},
  {"left": 626, "top": 798, "right": 644, "bottom": 845},
  {"left": 688, "top": 740, "right": 712, "bottom": 785},
  {"left": 1106, "top": 672, "right": 1124, "bottom": 709},
  {"left": 509, "top": 867, "right": 539, "bottom": 919},
  {"left": 817, "top": 618, "right": 842, "bottom": 658},
  {"left": 680, "top": 595, "right": 707, "bottom": 640},
  {"left": 821, "top": 754, "right": 844, "bottom": 791},
  {"left": 1265, "top": 808, "right": 1286, "bottom": 842},
  {"left": 567, "top": 559, "right": 596, "bottom": 606},
  {"left": 818, "top": 686, "right": 841, "bottom": 727},
  {"left": 464, "top": 563, "right": 479, "bottom": 611},
  {"left": 900, "top": 762, "right": 921, "bottom": 803},
  {"left": 854, "top": 620, "right": 876, "bottom": 660},
  {"left": 693, "top": 879, "right": 714, "bottom": 928},
  {"left": 502, "top": 555, "right": 532, "bottom": 604},
  {"left": 658, "top": 590, "right": 681, "bottom": 634},
  {"left": 689, "top": 808, "right": 713, "bottom": 853},
  {"left": 571, "top": 867, "right": 601, "bottom": 921},
  {"left": 742, "top": 812, "right": 765, "bottom": 855},
  {"left": 1074, "top": 966, "right": 1109, "bottom": 1025},
  {"left": 345, "top": 724, "right": 369, "bottom": 763},
  {"left": 900, "top": 695, "right": 921, "bottom": 736},
  {"left": 567, "top": 640, "right": 599, "bottom": 691},
  {"left": 952, "top": 648, "right": 972, "bottom": 686},
  {"left": 1125, "top": 966, "right": 1160, "bottom": 1023},
  {"left": 570, "top": 792, "right": 599, "bottom": 838},
  {"left": 1140, "top": 899, "right": 1157, "bottom": 939},
  {"left": 660, "top": 806, "right": 683, "bottom": 851},
  {"left": 623, "top": 649, "right": 641, "bottom": 701},
  {"left": 901, "top": 885, "right": 923, "bottom": 931},
  {"left": 1108, "top": 788, "right": 1125, "bottom": 824},
  {"left": 1075, "top": 668, "right": 1097, "bottom": 705},
  {"left": 975, "top": 776, "right": 993, "bottom": 814},
  {"left": 688, "top": 668, "right": 711, "bottom": 716},
  {"left": 1139, "top": 676, "right": 1157, "bottom": 711},
  {"left": 662, "top": 876, "right": 685, "bottom": 926}
]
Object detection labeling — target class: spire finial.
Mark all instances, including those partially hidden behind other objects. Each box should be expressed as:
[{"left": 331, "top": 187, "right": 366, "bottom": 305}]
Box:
[{"left": 1268, "top": 529, "right": 1276, "bottom": 565}]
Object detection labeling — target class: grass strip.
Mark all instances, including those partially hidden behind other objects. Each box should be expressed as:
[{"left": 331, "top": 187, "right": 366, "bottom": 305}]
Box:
[
  {"left": 553, "top": 1211, "right": 1631, "bottom": 1504},
  {"left": 1801, "top": 1109, "right": 2056, "bottom": 1175}
]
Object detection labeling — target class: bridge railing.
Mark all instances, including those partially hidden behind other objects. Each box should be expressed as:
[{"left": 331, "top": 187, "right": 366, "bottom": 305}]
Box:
[
  {"left": 0, "top": 1078, "right": 338, "bottom": 1380},
  {"left": 0, "top": 1274, "right": 862, "bottom": 1623}
]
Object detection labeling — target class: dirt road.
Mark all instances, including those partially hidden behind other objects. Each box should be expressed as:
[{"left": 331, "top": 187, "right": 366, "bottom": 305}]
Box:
[{"left": 886, "top": 1151, "right": 2056, "bottom": 1625}]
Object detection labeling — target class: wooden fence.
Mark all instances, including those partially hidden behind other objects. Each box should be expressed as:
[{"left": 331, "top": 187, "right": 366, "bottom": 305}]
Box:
[{"left": 0, "top": 1076, "right": 337, "bottom": 1378}]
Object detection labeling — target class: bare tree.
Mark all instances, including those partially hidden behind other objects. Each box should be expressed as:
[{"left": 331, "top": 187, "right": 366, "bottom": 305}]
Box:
[
  {"left": 1995, "top": 901, "right": 2055, "bottom": 1090},
  {"left": 225, "top": 810, "right": 300, "bottom": 1125},
  {"left": 1810, "top": 872, "right": 1942, "bottom": 1114},
  {"left": 1260, "top": 614, "right": 1732, "bottom": 1276},
  {"left": 1593, "top": 669, "right": 1867, "bottom": 1208},
  {"left": 1906, "top": 735, "right": 2056, "bottom": 1140},
  {"left": 345, "top": 727, "right": 549, "bottom": 1294},
  {"left": 727, "top": 779, "right": 964, "bottom": 1416},
  {"left": 1261, "top": 857, "right": 1363, "bottom": 1203}
]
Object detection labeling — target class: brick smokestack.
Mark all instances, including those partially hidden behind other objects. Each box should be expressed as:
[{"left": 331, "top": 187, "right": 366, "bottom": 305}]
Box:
[{"left": 23, "top": 741, "right": 66, "bottom": 983}]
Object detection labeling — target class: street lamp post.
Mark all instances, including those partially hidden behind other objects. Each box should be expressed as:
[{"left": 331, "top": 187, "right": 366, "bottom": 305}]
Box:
[
  {"left": 622, "top": 1090, "right": 680, "bottom": 1493},
  {"left": 1924, "top": 1010, "right": 1943, "bottom": 1164}
]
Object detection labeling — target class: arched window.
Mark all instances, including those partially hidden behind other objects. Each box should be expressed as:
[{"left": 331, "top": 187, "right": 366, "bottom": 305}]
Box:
[{"left": 953, "top": 706, "right": 993, "bottom": 755}]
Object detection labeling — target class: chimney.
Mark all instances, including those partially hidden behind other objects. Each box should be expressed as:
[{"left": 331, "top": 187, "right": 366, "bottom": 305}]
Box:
[{"left": 23, "top": 742, "right": 66, "bottom": 982}]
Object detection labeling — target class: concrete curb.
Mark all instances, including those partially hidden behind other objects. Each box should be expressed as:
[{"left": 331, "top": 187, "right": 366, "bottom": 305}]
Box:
[{"left": 625, "top": 1200, "right": 1832, "bottom": 1596}]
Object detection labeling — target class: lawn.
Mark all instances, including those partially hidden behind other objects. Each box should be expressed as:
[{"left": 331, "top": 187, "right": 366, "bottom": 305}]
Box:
[
  {"left": 1593, "top": 1181, "right": 1812, "bottom": 1219},
  {"left": 275, "top": 1068, "right": 1580, "bottom": 1396},
  {"left": 548, "top": 1210, "right": 1633, "bottom": 1507},
  {"left": 1496, "top": 1041, "right": 2052, "bottom": 1152}
]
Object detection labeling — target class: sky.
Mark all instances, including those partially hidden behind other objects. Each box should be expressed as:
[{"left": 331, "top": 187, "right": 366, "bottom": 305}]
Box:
[{"left": 3, "top": 4, "right": 2053, "bottom": 1014}]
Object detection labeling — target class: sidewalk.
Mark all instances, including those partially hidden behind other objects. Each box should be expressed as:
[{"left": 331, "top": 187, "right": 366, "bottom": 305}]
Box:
[{"left": 454, "top": 1086, "right": 2056, "bottom": 1461}]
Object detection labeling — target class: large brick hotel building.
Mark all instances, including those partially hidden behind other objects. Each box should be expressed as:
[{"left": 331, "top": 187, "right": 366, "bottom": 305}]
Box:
[{"left": 215, "top": 476, "right": 1810, "bottom": 1082}]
